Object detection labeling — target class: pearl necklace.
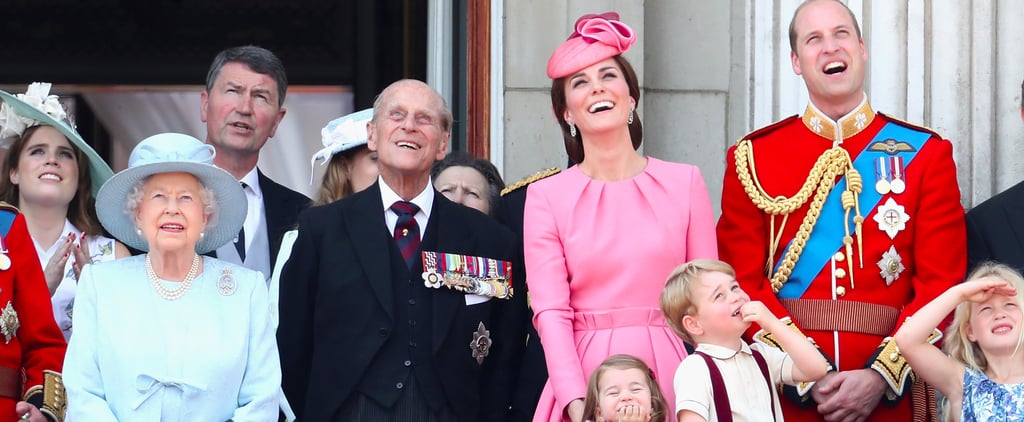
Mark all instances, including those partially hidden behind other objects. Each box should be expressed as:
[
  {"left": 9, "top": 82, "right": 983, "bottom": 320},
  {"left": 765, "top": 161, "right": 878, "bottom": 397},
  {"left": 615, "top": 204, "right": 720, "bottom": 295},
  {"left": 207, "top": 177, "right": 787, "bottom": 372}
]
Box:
[{"left": 146, "top": 253, "right": 201, "bottom": 301}]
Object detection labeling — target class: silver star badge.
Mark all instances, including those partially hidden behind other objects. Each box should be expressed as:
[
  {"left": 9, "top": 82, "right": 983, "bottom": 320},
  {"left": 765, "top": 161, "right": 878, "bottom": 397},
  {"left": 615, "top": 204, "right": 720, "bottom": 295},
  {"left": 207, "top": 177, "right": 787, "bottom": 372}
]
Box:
[
  {"left": 872, "top": 198, "right": 910, "bottom": 239},
  {"left": 877, "top": 246, "right": 905, "bottom": 285},
  {"left": 0, "top": 301, "right": 19, "bottom": 344}
]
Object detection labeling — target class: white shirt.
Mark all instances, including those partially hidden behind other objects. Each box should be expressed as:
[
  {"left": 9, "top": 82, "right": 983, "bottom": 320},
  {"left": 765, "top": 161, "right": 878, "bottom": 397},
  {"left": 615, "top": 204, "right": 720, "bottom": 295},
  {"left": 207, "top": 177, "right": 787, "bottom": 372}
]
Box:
[
  {"left": 237, "top": 168, "right": 263, "bottom": 254},
  {"left": 378, "top": 176, "right": 434, "bottom": 241},
  {"left": 674, "top": 342, "right": 795, "bottom": 422},
  {"left": 34, "top": 220, "right": 118, "bottom": 341}
]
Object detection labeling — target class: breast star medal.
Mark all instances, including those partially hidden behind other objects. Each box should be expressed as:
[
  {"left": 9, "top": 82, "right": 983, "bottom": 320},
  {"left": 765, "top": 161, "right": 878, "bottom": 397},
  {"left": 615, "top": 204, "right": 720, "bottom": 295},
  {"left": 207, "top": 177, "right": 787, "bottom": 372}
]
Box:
[
  {"left": 872, "top": 198, "right": 910, "bottom": 239},
  {"left": 470, "top": 322, "right": 492, "bottom": 365},
  {"left": 0, "top": 301, "right": 19, "bottom": 343},
  {"left": 877, "top": 246, "right": 905, "bottom": 285}
]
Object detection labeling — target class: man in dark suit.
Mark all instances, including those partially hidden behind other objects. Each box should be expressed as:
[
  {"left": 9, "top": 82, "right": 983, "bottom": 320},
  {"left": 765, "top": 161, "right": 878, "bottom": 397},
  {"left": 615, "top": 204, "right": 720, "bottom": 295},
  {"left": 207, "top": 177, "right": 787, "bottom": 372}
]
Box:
[
  {"left": 965, "top": 79, "right": 1024, "bottom": 273},
  {"left": 201, "top": 45, "right": 310, "bottom": 279},
  {"left": 279, "top": 79, "right": 523, "bottom": 421}
]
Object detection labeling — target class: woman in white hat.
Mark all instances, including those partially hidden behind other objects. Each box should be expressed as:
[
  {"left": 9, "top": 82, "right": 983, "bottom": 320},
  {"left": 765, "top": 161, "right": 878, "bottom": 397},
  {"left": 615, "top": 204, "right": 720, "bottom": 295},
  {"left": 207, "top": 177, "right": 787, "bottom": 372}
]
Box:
[
  {"left": 63, "top": 133, "right": 280, "bottom": 420},
  {"left": 0, "top": 83, "right": 129, "bottom": 341}
]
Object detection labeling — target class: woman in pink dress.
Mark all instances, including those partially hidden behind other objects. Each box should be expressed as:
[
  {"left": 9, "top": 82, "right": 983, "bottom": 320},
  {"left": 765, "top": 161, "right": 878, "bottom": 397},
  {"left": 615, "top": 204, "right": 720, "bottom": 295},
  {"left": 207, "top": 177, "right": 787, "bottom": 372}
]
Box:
[{"left": 525, "top": 13, "right": 717, "bottom": 422}]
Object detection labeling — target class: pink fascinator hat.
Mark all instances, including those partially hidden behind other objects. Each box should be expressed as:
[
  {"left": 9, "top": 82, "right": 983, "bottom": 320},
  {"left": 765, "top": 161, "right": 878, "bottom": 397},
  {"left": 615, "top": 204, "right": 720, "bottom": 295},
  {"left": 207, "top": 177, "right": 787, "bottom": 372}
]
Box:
[{"left": 546, "top": 12, "right": 637, "bottom": 79}]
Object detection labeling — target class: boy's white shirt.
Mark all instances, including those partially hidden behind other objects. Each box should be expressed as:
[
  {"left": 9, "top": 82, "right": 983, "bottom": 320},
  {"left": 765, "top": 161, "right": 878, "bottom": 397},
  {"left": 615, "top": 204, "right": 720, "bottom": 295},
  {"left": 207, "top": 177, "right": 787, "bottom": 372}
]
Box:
[{"left": 673, "top": 341, "right": 796, "bottom": 422}]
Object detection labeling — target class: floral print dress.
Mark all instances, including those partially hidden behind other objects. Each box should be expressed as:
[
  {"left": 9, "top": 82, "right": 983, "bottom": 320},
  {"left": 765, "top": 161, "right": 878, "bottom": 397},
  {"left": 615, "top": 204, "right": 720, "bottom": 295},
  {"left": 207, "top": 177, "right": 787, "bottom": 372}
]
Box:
[{"left": 962, "top": 367, "right": 1024, "bottom": 421}]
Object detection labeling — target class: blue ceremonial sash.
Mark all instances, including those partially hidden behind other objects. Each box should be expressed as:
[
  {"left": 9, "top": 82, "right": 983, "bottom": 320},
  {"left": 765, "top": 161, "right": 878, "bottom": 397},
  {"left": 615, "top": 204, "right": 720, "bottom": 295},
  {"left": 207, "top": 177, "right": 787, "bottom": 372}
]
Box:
[
  {"left": 0, "top": 209, "right": 14, "bottom": 237},
  {"left": 777, "top": 122, "right": 931, "bottom": 298}
]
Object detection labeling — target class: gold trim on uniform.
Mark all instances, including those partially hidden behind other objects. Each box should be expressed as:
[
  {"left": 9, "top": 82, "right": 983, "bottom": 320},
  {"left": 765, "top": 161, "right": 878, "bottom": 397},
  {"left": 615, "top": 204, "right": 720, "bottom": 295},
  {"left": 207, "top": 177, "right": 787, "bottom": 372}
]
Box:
[
  {"left": 500, "top": 168, "right": 560, "bottom": 196},
  {"left": 869, "top": 329, "right": 940, "bottom": 399},
  {"left": 753, "top": 316, "right": 833, "bottom": 398},
  {"left": 801, "top": 96, "right": 876, "bottom": 143},
  {"left": 0, "top": 301, "right": 18, "bottom": 344},
  {"left": 41, "top": 370, "right": 66, "bottom": 422}
]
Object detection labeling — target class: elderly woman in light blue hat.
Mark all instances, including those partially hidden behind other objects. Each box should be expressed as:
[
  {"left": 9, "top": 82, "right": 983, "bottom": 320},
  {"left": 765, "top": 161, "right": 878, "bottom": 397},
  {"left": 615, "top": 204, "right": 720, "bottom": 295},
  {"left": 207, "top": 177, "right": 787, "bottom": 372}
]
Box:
[
  {"left": 62, "top": 133, "right": 280, "bottom": 420},
  {"left": 0, "top": 83, "right": 129, "bottom": 341}
]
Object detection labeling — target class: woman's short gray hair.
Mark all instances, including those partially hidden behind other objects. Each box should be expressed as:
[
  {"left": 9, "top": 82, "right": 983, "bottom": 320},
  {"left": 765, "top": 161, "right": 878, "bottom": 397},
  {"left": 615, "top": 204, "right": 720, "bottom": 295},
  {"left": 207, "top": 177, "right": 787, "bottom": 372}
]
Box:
[{"left": 124, "top": 175, "right": 220, "bottom": 229}]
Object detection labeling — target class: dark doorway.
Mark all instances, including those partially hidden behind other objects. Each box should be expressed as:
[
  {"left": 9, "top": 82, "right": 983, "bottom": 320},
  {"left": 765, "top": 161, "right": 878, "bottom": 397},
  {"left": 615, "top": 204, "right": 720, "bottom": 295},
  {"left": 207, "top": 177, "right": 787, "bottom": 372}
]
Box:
[{"left": 0, "top": 0, "right": 426, "bottom": 110}]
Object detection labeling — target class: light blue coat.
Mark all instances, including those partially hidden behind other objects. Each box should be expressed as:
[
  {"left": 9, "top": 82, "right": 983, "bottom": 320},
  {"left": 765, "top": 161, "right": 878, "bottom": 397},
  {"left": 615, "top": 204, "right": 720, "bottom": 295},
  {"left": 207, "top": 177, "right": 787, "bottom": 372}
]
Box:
[{"left": 64, "top": 255, "right": 280, "bottom": 421}]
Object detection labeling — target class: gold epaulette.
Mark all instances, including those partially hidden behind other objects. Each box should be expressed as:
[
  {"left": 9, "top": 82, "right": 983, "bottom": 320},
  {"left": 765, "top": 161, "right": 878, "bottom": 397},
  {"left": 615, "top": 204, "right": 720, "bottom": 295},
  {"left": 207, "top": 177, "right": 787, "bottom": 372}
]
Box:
[
  {"left": 869, "top": 329, "right": 942, "bottom": 401},
  {"left": 500, "top": 168, "right": 560, "bottom": 196},
  {"left": 735, "top": 115, "right": 800, "bottom": 144},
  {"left": 877, "top": 112, "right": 943, "bottom": 139},
  {"left": 0, "top": 202, "right": 18, "bottom": 214}
]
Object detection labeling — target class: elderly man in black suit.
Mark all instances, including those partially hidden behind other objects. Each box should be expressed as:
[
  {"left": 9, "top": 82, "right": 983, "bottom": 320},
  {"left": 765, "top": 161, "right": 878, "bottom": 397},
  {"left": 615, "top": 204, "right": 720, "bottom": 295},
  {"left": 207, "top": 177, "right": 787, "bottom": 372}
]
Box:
[
  {"left": 201, "top": 45, "right": 310, "bottom": 279},
  {"left": 965, "top": 79, "right": 1024, "bottom": 272},
  {"left": 279, "top": 79, "right": 524, "bottom": 421}
]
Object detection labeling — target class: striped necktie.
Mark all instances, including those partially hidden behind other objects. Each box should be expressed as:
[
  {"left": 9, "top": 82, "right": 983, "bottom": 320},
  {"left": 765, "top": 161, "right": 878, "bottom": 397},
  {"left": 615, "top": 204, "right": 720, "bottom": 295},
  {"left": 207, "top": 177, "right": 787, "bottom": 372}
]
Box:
[{"left": 390, "top": 201, "right": 420, "bottom": 269}]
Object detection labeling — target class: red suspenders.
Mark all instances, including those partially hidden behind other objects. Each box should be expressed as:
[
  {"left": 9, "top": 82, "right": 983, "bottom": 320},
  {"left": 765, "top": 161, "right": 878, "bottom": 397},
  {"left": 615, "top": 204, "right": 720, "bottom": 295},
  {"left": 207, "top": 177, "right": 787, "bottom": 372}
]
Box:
[{"left": 693, "top": 350, "right": 777, "bottom": 422}]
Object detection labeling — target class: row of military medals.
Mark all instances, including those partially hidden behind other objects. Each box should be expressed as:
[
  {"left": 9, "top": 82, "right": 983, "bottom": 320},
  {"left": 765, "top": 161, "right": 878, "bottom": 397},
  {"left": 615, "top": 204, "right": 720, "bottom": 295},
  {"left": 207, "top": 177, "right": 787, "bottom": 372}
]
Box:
[
  {"left": 872, "top": 155, "right": 907, "bottom": 286},
  {"left": 874, "top": 156, "right": 906, "bottom": 195}
]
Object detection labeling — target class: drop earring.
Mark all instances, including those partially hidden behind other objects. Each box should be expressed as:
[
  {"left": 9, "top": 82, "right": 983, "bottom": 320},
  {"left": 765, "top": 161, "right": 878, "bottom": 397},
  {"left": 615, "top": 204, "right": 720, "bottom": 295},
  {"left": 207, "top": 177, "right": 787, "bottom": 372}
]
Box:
[
  {"left": 627, "top": 105, "right": 635, "bottom": 125},
  {"left": 569, "top": 123, "right": 577, "bottom": 137}
]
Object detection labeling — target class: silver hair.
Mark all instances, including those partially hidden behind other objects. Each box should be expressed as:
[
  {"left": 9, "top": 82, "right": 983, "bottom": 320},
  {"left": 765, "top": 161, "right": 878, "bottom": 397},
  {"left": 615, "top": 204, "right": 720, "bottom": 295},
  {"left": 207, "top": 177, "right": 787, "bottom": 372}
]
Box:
[{"left": 124, "top": 175, "right": 219, "bottom": 229}]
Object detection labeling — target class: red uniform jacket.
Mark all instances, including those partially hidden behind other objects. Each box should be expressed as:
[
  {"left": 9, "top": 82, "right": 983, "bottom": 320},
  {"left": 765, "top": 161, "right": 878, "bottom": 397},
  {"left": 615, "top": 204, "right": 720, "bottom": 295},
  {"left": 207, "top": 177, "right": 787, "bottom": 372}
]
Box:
[
  {"left": 717, "top": 101, "right": 965, "bottom": 420},
  {"left": 0, "top": 208, "right": 67, "bottom": 421}
]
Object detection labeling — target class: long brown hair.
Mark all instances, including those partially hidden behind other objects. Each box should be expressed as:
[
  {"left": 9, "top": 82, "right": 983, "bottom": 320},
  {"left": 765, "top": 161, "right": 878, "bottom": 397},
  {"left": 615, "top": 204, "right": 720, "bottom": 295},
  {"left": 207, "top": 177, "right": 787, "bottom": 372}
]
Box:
[
  {"left": 550, "top": 54, "right": 643, "bottom": 164},
  {"left": 0, "top": 125, "right": 103, "bottom": 236}
]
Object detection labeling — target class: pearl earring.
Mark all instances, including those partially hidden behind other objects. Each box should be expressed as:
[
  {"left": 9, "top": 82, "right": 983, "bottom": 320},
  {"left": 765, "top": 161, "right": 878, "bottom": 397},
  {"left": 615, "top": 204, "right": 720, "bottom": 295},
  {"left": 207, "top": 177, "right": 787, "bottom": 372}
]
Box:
[
  {"left": 569, "top": 123, "right": 577, "bottom": 137},
  {"left": 136, "top": 228, "right": 142, "bottom": 236},
  {"left": 199, "top": 232, "right": 205, "bottom": 239}
]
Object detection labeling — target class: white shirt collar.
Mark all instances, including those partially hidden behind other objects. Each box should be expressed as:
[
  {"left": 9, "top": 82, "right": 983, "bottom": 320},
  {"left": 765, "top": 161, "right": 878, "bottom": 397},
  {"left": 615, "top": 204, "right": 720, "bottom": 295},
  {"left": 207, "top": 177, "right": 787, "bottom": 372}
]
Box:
[
  {"left": 694, "top": 341, "right": 754, "bottom": 359},
  {"left": 378, "top": 176, "right": 434, "bottom": 218},
  {"left": 238, "top": 167, "right": 262, "bottom": 199}
]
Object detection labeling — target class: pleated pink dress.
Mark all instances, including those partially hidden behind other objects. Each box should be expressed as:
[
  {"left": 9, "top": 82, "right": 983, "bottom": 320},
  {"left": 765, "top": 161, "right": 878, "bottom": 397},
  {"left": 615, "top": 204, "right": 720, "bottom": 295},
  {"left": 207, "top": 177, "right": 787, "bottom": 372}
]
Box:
[{"left": 525, "top": 157, "right": 718, "bottom": 422}]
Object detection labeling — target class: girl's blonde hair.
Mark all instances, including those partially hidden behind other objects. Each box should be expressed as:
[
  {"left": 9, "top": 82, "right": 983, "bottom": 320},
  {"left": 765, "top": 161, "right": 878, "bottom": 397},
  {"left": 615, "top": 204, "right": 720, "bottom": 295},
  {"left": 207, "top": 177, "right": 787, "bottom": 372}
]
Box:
[
  {"left": 660, "top": 259, "right": 737, "bottom": 344},
  {"left": 939, "top": 262, "right": 1024, "bottom": 420},
  {"left": 581, "top": 354, "right": 668, "bottom": 422},
  {"left": 944, "top": 262, "right": 1024, "bottom": 370}
]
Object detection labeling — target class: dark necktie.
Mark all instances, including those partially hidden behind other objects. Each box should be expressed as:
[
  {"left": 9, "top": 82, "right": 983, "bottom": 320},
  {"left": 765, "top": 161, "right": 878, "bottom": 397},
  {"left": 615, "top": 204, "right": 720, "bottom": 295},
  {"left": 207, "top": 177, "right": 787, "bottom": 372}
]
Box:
[
  {"left": 235, "top": 182, "right": 247, "bottom": 262},
  {"left": 391, "top": 201, "right": 421, "bottom": 269}
]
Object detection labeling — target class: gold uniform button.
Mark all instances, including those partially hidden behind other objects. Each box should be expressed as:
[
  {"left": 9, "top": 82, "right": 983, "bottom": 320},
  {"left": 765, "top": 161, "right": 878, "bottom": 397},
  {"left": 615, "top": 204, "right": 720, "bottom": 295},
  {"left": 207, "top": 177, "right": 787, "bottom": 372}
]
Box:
[
  {"left": 835, "top": 268, "right": 847, "bottom": 279},
  {"left": 834, "top": 252, "right": 845, "bottom": 262},
  {"left": 836, "top": 286, "right": 846, "bottom": 297}
]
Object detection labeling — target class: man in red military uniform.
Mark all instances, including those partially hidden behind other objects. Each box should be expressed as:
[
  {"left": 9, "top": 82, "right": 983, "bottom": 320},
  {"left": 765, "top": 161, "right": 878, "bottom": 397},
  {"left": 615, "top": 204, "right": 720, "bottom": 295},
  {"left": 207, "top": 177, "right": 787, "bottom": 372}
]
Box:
[
  {"left": 0, "top": 205, "right": 67, "bottom": 421},
  {"left": 717, "top": 0, "right": 965, "bottom": 421}
]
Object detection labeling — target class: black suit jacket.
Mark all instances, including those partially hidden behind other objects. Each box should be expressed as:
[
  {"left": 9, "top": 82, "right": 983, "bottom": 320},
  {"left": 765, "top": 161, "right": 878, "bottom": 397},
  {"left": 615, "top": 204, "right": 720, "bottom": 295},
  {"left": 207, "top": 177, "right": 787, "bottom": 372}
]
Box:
[
  {"left": 966, "top": 180, "right": 1024, "bottom": 273},
  {"left": 278, "top": 182, "right": 524, "bottom": 421},
  {"left": 257, "top": 170, "right": 310, "bottom": 268},
  {"left": 494, "top": 186, "right": 548, "bottom": 422}
]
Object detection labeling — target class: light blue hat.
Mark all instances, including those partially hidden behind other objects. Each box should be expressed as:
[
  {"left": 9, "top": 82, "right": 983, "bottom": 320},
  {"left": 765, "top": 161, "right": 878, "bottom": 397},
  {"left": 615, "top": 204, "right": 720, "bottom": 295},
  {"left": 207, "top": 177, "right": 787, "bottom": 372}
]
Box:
[
  {"left": 0, "top": 83, "right": 114, "bottom": 197},
  {"left": 308, "top": 108, "right": 373, "bottom": 184},
  {"left": 96, "top": 133, "right": 247, "bottom": 254}
]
